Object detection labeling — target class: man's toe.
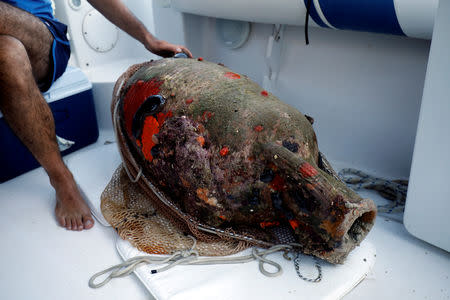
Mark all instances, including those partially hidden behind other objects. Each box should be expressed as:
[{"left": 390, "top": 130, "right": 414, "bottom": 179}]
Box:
[
  {"left": 83, "top": 215, "right": 94, "bottom": 230},
  {"left": 75, "top": 218, "right": 84, "bottom": 231},
  {"left": 66, "top": 218, "right": 74, "bottom": 230},
  {"left": 71, "top": 218, "right": 79, "bottom": 231},
  {"left": 57, "top": 216, "right": 66, "bottom": 228},
  {"left": 72, "top": 219, "right": 79, "bottom": 231}
]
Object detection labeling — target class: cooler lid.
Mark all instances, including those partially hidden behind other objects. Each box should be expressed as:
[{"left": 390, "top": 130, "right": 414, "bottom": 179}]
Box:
[{"left": 42, "top": 66, "right": 92, "bottom": 102}]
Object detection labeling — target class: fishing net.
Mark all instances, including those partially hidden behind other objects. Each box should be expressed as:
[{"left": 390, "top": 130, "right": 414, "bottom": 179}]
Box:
[
  {"left": 101, "top": 61, "right": 296, "bottom": 257},
  {"left": 101, "top": 165, "right": 253, "bottom": 256}
]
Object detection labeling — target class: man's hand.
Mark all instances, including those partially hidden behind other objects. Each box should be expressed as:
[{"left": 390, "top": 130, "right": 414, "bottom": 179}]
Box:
[
  {"left": 87, "top": 0, "right": 193, "bottom": 58},
  {"left": 145, "top": 38, "right": 192, "bottom": 58}
]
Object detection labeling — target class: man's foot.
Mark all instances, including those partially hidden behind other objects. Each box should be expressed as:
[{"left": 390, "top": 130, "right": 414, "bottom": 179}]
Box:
[{"left": 52, "top": 170, "right": 95, "bottom": 231}]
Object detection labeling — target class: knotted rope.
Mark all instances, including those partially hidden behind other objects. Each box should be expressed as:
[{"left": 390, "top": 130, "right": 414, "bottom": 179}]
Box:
[
  {"left": 338, "top": 168, "right": 408, "bottom": 213},
  {"left": 88, "top": 236, "right": 318, "bottom": 288}
]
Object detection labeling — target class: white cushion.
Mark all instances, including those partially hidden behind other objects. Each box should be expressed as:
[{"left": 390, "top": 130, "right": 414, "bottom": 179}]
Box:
[{"left": 116, "top": 238, "right": 376, "bottom": 300}]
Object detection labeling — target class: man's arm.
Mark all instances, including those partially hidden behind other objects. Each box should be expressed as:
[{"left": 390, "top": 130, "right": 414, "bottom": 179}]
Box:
[{"left": 86, "top": 0, "right": 192, "bottom": 57}]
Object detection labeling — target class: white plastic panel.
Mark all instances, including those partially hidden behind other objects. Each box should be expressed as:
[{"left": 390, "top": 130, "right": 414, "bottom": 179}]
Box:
[
  {"left": 173, "top": 0, "right": 437, "bottom": 39},
  {"left": 44, "top": 66, "right": 92, "bottom": 99},
  {"left": 394, "top": 0, "right": 439, "bottom": 39},
  {"left": 82, "top": 9, "right": 119, "bottom": 53},
  {"left": 54, "top": 0, "right": 157, "bottom": 70},
  {"left": 404, "top": 0, "right": 450, "bottom": 252},
  {"left": 171, "top": 0, "right": 315, "bottom": 26}
]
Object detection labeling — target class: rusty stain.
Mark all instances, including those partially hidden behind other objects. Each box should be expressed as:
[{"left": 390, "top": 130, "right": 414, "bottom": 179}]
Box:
[
  {"left": 196, "top": 188, "right": 209, "bottom": 202},
  {"left": 320, "top": 219, "right": 343, "bottom": 238},
  {"left": 180, "top": 177, "right": 191, "bottom": 188},
  {"left": 197, "top": 124, "right": 206, "bottom": 133},
  {"left": 269, "top": 174, "right": 286, "bottom": 191},
  {"left": 202, "top": 111, "right": 215, "bottom": 122},
  {"left": 306, "top": 183, "right": 315, "bottom": 190}
]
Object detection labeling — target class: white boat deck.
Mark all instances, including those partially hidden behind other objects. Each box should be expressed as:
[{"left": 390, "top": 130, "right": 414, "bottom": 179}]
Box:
[
  {"left": 1, "top": 130, "right": 448, "bottom": 300},
  {"left": 2, "top": 0, "right": 450, "bottom": 298}
]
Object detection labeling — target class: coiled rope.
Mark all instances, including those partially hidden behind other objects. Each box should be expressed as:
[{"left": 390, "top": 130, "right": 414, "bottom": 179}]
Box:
[
  {"left": 338, "top": 168, "right": 408, "bottom": 213},
  {"left": 89, "top": 236, "right": 319, "bottom": 288}
]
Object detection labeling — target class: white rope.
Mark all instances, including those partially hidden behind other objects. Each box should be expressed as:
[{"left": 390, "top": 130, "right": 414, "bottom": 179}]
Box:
[
  {"left": 89, "top": 237, "right": 301, "bottom": 288},
  {"left": 312, "top": 0, "right": 337, "bottom": 29},
  {"left": 122, "top": 162, "right": 143, "bottom": 183}
]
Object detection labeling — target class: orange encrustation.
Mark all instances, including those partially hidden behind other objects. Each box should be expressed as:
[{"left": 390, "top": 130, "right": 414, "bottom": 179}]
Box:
[
  {"left": 254, "top": 125, "right": 264, "bottom": 132},
  {"left": 138, "top": 110, "right": 173, "bottom": 162},
  {"left": 123, "top": 78, "right": 164, "bottom": 136},
  {"left": 259, "top": 221, "right": 280, "bottom": 229},
  {"left": 220, "top": 146, "right": 229, "bottom": 156},
  {"left": 196, "top": 136, "right": 205, "bottom": 147},
  {"left": 299, "top": 162, "right": 319, "bottom": 178},
  {"left": 224, "top": 72, "right": 241, "bottom": 79}
]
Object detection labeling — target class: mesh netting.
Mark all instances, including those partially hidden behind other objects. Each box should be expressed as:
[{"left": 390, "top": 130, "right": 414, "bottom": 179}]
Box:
[
  {"left": 101, "top": 165, "right": 252, "bottom": 256},
  {"left": 99, "top": 61, "right": 377, "bottom": 264},
  {"left": 103, "top": 62, "right": 292, "bottom": 257}
]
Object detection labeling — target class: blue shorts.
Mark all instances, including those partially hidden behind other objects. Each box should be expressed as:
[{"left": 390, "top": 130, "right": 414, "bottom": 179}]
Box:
[{"left": 38, "top": 17, "right": 71, "bottom": 92}]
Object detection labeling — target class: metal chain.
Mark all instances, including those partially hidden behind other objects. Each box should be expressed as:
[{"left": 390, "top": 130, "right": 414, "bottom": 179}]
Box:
[{"left": 293, "top": 252, "right": 322, "bottom": 283}]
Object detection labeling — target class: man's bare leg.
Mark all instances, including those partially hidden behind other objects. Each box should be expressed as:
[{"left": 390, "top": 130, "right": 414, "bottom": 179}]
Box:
[{"left": 0, "top": 2, "right": 94, "bottom": 230}]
